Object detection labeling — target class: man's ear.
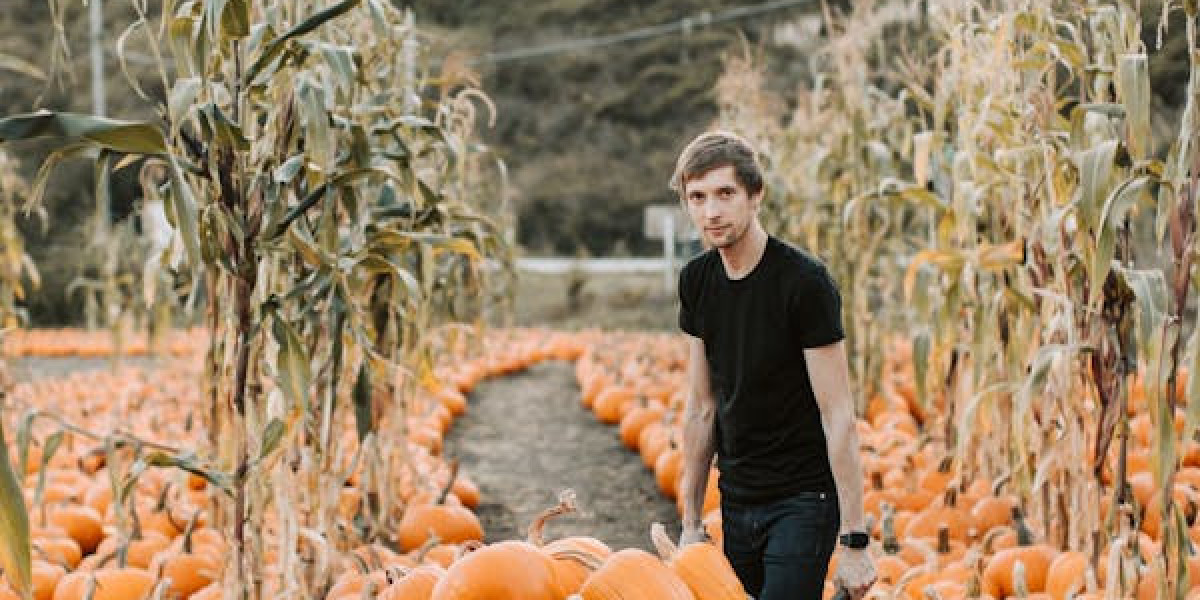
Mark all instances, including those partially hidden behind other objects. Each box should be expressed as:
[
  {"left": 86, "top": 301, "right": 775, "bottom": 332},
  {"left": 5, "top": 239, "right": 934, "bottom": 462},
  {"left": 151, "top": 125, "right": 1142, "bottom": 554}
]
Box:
[{"left": 751, "top": 189, "right": 764, "bottom": 211}]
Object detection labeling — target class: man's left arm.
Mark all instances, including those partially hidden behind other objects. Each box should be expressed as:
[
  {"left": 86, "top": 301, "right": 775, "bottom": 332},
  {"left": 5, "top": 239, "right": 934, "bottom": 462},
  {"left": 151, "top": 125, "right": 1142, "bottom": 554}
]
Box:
[{"left": 805, "top": 340, "right": 875, "bottom": 598}]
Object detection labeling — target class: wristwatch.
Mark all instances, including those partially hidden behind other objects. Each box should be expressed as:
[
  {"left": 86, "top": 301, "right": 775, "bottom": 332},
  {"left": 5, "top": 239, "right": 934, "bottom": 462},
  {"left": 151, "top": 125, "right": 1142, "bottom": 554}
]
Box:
[{"left": 838, "top": 531, "right": 870, "bottom": 549}]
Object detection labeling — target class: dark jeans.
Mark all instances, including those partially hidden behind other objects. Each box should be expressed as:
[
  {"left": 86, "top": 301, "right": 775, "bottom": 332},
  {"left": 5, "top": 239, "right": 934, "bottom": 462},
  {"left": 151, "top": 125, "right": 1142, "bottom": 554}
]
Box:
[{"left": 721, "top": 491, "right": 840, "bottom": 600}]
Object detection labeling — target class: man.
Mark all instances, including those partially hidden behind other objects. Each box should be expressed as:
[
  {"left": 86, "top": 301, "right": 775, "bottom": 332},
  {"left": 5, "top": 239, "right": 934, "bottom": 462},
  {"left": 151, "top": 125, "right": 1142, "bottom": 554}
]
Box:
[{"left": 672, "top": 131, "right": 876, "bottom": 599}]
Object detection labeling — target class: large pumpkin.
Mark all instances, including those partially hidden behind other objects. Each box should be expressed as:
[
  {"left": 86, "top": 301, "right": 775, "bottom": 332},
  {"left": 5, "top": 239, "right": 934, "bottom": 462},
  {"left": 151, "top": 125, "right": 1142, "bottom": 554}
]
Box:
[
  {"left": 575, "top": 548, "right": 694, "bottom": 600},
  {"left": 429, "top": 540, "right": 566, "bottom": 599},
  {"left": 650, "top": 523, "right": 744, "bottom": 599}
]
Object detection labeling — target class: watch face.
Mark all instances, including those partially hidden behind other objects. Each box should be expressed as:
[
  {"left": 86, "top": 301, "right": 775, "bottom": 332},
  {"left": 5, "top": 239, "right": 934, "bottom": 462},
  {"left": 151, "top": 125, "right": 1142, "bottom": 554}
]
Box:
[{"left": 841, "top": 532, "right": 869, "bottom": 548}]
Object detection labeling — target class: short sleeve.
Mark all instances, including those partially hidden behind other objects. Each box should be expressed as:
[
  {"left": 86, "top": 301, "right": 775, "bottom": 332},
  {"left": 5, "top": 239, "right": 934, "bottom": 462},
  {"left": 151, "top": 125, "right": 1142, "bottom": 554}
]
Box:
[
  {"left": 796, "top": 266, "right": 845, "bottom": 348},
  {"left": 678, "top": 262, "right": 701, "bottom": 337}
]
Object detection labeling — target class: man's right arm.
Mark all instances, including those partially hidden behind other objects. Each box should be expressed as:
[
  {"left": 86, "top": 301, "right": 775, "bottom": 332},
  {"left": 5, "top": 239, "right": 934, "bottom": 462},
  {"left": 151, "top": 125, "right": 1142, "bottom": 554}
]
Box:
[{"left": 679, "top": 334, "right": 717, "bottom": 545}]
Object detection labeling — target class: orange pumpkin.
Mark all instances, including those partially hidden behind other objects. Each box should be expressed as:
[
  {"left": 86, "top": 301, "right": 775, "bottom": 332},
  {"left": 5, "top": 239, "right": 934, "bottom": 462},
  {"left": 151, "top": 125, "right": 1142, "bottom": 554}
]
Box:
[
  {"left": 650, "top": 523, "right": 744, "bottom": 599},
  {"left": 51, "top": 568, "right": 155, "bottom": 600},
  {"left": 575, "top": 548, "right": 695, "bottom": 599},
  {"left": 396, "top": 503, "right": 484, "bottom": 552},
  {"left": 379, "top": 565, "right": 445, "bottom": 600},
  {"left": 429, "top": 540, "right": 565, "bottom": 599}
]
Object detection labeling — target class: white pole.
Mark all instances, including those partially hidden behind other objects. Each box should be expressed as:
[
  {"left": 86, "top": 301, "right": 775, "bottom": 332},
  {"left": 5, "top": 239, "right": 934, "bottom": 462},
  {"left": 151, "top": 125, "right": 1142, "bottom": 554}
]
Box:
[
  {"left": 663, "top": 212, "right": 675, "bottom": 293},
  {"left": 90, "top": 0, "right": 105, "bottom": 116}
]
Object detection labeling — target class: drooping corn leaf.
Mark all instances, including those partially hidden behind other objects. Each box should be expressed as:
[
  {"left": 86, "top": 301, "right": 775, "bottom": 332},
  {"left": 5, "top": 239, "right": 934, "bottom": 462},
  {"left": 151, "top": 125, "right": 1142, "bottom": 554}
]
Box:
[
  {"left": 0, "top": 419, "right": 32, "bottom": 600},
  {"left": 0, "top": 111, "right": 167, "bottom": 155}
]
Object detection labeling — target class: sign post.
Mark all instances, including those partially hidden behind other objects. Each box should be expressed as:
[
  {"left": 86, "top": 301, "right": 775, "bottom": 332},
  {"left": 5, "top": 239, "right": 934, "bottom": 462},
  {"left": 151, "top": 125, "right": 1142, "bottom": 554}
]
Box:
[{"left": 644, "top": 205, "right": 696, "bottom": 293}]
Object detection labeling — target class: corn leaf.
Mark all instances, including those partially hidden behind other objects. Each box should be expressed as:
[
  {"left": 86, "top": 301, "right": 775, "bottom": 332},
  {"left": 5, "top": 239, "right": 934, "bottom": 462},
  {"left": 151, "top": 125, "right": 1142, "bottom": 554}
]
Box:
[
  {"left": 0, "top": 111, "right": 167, "bottom": 155},
  {"left": 0, "top": 419, "right": 32, "bottom": 600}
]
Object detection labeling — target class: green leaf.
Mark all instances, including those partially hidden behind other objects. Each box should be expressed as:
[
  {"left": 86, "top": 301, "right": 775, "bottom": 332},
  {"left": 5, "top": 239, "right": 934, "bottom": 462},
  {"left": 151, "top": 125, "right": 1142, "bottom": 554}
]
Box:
[
  {"left": 0, "top": 111, "right": 167, "bottom": 155},
  {"left": 297, "top": 77, "right": 333, "bottom": 168},
  {"left": 143, "top": 451, "right": 232, "bottom": 494},
  {"left": 1076, "top": 139, "right": 1119, "bottom": 232},
  {"left": 221, "top": 0, "right": 250, "bottom": 37},
  {"left": 353, "top": 362, "right": 373, "bottom": 442},
  {"left": 31, "top": 431, "right": 64, "bottom": 508},
  {"left": 1116, "top": 53, "right": 1151, "bottom": 161},
  {"left": 274, "top": 154, "right": 306, "bottom": 183},
  {"left": 167, "top": 78, "right": 203, "bottom": 135},
  {"left": 244, "top": 0, "right": 362, "bottom": 84},
  {"left": 259, "top": 418, "right": 286, "bottom": 460},
  {"left": 272, "top": 315, "right": 313, "bottom": 412},
  {"left": 165, "top": 156, "right": 203, "bottom": 269},
  {"left": 0, "top": 419, "right": 32, "bottom": 600},
  {"left": 1092, "top": 174, "right": 1154, "bottom": 300}
]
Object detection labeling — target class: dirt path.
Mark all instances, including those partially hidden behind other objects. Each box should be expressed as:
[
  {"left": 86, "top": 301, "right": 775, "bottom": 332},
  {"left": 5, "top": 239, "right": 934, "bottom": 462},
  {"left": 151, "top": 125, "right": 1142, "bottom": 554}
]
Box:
[{"left": 443, "top": 361, "right": 681, "bottom": 552}]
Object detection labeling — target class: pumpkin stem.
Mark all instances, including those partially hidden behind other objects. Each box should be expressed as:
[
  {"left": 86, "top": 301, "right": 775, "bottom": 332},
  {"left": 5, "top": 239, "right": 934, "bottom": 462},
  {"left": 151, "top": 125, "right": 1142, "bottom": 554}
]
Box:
[
  {"left": 650, "top": 522, "right": 679, "bottom": 560},
  {"left": 181, "top": 509, "right": 200, "bottom": 555},
  {"left": 943, "top": 488, "right": 957, "bottom": 508},
  {"left": 526, "top": 489, "right": 578, "bottom": 546},
  {"left": 1012, "top": 560, "right": 1029, "bottom": 598},
  {"left": 882, "top": 503, "right": 900, "bottom": 555},
  {"left": 871, "top": 471, "right": 884, "bottom": 491},
  {"left": 937, "top": 455, "right": 953, "bottom": 474},
  {"left": 453, "top": 539, "right": 483, "bottom": 562},
  {"left": 1012, "top": 506, "right": 1034, "bottom": 546},
  {"left": 551, "top": 548, "right": 604, "bottom": 572},
  {"left": 991, "top": 467, "right": 1012, "bottom": 497},
  {"left": 347, "top": 552, "right": 371, "bottom": 575},
  {"left": 435, "top": 459, "right": 460, "bottom": 506},
  {"left": 937, "top": 525, "right": 951, "bottom": 555},
  {"left": 413, "top": 530, "right": 443, "bottom": 564},
  {"left": 128, "top": 497, "right": 144, "bottom": 541},
  {"left": 384, "top": 565, "right": 410, "bottom": 586}
]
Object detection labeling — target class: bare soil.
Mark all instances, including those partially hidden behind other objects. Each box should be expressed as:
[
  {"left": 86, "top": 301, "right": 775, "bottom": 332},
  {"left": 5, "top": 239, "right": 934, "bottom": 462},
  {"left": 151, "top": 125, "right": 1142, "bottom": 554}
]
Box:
[{"left": 444, "top": 361, "right": 681, "bottom": 552}]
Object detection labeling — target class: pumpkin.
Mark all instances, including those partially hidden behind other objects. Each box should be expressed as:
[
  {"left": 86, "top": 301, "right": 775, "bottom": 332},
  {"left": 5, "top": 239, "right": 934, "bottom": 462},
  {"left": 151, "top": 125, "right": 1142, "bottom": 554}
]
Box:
[
  {"left": 93, "top": 530, "right": 172, "bottom": 569},
  {"left": 982, "top": 544, "right": 1057, "bottom": 597},
  {"left": 429, "top": 540, "right": 566, "bottom": 599},
  {"left": 592, "top": 387, "right": 637, "bottom": 425},
  {"left": 396, "top": 503, "right": 484, "bottom": 552},
  {"left": 379, "top": 565, "right": 445, "bottom": 600},
  {"left": 47, "top": 504, "right": 105, "bottom": 554},
  {"left": 574, "top": 548, "right": 695, "bottom": 599},
  {"left": 654, "top": 444, "right": 683, "bottom": 500},
  {"left": 150, "top": 516, "right": 220, "bottom": 600},
  {"left": 51, "top": 568, "right": 155, "bottom": 600},
  {"left": 650, "top": 523, "right": 744, "bottom": 599},
  {"left": 904, "top": 489, "right": 970, "bottom": 541},
  {"left": 1044, "top": 551, "right": 1087, "bottom": 600},
  {"left": 618, "top": 401, "right": 665, "bottom": 451},
  {"left": 528, "top": 490, "right": 611, "bottom": 594}
]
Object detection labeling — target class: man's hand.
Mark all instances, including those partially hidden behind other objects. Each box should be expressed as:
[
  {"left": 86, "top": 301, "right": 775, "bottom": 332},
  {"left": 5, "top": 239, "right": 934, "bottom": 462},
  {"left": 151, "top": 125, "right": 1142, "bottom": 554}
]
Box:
[
  {"left": 833, "top": 548, "right": 876, "bottom": 599},
  {"left": 678, "top": 522, "right": 711, "bottom": 546}
]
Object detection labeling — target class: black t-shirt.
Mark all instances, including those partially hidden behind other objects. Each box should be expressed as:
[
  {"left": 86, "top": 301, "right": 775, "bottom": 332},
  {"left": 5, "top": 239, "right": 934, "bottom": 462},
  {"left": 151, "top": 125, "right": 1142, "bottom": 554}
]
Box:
[{"left": 678, "top": 235, "right": 844, "bottom": 504}]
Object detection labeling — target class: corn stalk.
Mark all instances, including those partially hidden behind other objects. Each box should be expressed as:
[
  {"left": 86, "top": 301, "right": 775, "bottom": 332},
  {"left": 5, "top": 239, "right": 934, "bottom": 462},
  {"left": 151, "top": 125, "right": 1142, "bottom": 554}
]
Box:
[
  {"left": 0, "top": 2, "right": 507, "bottom": 599},
  {"left": 721, "top": 1, "right": 1200, "bottom": 595}
]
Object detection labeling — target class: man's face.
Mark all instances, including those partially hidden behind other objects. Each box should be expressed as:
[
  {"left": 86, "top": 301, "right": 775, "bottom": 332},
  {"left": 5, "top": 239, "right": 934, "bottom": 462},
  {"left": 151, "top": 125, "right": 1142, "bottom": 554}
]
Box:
[{"left": 682, "top": 165, "right": 761, "bottom": 250}]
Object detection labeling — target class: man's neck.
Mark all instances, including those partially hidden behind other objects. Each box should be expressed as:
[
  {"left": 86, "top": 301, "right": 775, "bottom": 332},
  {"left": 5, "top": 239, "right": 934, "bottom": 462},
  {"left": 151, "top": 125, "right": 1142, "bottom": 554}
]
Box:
[{"left": 718, "top": 224, "right": 768, "bottom": 280}]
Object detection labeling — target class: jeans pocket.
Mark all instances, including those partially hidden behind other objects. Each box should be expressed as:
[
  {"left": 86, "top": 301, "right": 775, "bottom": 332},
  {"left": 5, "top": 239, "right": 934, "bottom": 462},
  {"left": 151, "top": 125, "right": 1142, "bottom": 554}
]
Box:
[{"left": 764, "top": 495, "right": 837, "bottom": 559}]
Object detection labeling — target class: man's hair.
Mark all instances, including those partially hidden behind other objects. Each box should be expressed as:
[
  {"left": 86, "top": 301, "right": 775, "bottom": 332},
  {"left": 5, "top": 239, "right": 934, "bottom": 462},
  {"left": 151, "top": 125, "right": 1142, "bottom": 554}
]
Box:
[{"left": 669, "top": 130, "right": 765, "bottom": 201}]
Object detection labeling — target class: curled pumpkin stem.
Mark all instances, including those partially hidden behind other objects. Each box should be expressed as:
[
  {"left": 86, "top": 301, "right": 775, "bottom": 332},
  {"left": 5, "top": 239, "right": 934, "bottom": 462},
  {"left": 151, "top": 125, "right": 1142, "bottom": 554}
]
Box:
[{"left": 526, "top": 488, "right": 578, "bottom": 546}]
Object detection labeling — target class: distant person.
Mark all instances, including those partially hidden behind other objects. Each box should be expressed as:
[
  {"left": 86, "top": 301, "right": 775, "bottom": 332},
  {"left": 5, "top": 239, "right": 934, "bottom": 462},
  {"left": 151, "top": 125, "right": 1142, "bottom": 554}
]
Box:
[{"left": 672, "top": 131, "right": 876, "bottom": 599}]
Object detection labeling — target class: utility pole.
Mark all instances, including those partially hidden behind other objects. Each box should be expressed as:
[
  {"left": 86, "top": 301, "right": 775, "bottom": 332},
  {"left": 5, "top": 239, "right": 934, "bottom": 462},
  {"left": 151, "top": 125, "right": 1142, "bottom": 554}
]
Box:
[{"left": 90, "top": 0, "right": 105, "bottom": 116}]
